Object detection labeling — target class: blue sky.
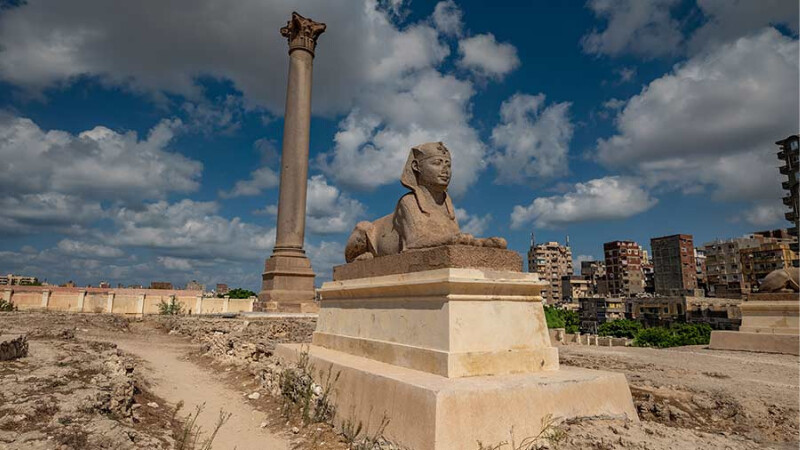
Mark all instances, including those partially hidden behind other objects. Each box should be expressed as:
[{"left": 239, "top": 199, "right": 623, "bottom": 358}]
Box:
[{"left": 0, "top": 0, "right": 797, "bottom": 290}]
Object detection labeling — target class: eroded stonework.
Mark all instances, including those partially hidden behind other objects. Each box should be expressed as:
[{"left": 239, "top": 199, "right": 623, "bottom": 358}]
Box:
[{"left": 345, "top": 142, "right": 506, "bottom": 262}]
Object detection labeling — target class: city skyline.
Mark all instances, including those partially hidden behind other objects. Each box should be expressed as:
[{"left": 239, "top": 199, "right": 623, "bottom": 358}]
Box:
[{"left": 0, "top": 1, "right": 797, "bottom": 291}]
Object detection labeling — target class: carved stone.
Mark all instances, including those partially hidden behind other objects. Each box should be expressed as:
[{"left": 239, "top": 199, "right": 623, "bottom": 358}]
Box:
[
  {"left": 256, "top": 12, "right": 326, "bottom": 313},
  {"left": 345, "top": 142, "right": 506, "bottom": 262},
  {"left": 759, "top": 267, "right": 799, "bottom": 293}
]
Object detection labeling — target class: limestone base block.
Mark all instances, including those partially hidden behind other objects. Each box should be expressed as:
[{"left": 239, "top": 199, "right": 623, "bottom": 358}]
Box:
[
  {"left": 276, "top": 343, "right": 638, "bottom": 450},
  {"left": 315, "top": 267, "right": 558, "bottom": 378},
  {"left": 255, "top": 253, "right": 318, "bottom": 313},
  {"left": 710, "top": 330, "right": 800, "bottom": 355}
]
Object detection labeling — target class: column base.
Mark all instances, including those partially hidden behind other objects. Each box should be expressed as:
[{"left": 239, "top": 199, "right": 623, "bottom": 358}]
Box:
[
  {"left": 276, "top": 344, "right": 638, "bottom": 450},
  {"left": 255, "top": 252, "right": 318, "bottom": 313}
]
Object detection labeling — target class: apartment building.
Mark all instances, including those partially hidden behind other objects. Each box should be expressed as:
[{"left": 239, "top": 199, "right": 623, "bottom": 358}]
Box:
[{"left": 603, "top": 240, "right": 644, "bottom": 297}]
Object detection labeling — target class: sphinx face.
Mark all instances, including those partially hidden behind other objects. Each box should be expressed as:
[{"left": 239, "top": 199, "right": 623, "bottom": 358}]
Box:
[{"left": 415, "top": 155, "right": 451, "bottom": 189}]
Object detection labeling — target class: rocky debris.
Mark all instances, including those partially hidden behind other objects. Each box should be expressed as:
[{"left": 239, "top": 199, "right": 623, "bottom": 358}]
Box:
[{"left": 0, "top": 335, "right": 28, "bottom": 360}]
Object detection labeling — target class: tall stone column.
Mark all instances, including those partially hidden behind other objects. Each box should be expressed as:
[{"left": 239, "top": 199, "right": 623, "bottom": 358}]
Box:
[{"left": 256, "top": 12, "right": 326, "bottom": 313}]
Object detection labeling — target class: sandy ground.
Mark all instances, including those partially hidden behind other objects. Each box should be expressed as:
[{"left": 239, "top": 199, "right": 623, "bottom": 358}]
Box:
[
  {"left": 106, "top": 328, "right": 289, "bottom": 450},
  {"left": 2, "top": 312, "right": 799, "bottom": 449}
]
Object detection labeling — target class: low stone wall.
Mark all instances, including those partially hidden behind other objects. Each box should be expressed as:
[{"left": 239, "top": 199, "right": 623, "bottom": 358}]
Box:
[
  {"left": 548, "top": 328, "right": 631, "bottom": 347},
  {"left": 1, "top": 286, "right": 254, "bottom": 316}
]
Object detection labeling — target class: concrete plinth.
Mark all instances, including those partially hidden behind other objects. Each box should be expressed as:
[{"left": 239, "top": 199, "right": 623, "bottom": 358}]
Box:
[
  {"left": 709, "top": 331, "right": 799, "bottom": 355},
  {"left": 256, "top": 253, "right": 318, "bottom": 313},
  {"left": 709, "top": 293, "right": 799, "bottom": 355},
  {"left": 315, "top": 267, "right": 558, "bottom": 378},
  {"left": 276, "top": 344, "right": 638, "bottom": 450}
]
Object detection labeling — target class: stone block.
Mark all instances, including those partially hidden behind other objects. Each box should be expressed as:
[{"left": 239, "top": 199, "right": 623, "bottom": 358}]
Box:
[
  {"left": 0, "top": 335, "right": 28, "bottom": 361},
  {"left": 256, "top": 254, "right": 317, "bottom": 312},
  {"left": 276, "top": 344, "right": 638, "bottom": 450},
  {"left": 710, "top": 330, "right": 799, "bottom": 355},
  {"left": 315, "top": 268, "right": 557, "bottom": 378},
  {"left": 333, "top": 245, "right": 522, "bottom": 281}
]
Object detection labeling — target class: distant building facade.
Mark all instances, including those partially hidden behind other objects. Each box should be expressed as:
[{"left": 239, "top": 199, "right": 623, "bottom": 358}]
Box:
[
  {"left": 702, "top": 234, "right": 766, "bottom": 297},
  {"left": 561, "top": 275, "right": 591, "bottom": 303},
  {"left": 527, "top": 235, "right": 573, "bottom": 304},
  {"left": 216, "top": 283, "right": 229, "bottom": 295},
  {"left": 580, "top": 297, "right": 626, "bottom": 333},
  {"left": 776, "top": 134, "right": 799, "bottom": 263},
  {"left": 150, "top": 281, "right": 173, "bottom": 290},
  {"left": 186, "top": 280, "right": 205, "bottom": 291},
  {"left": 694, "top": 248, "right": 708, "bottom": 294},
  {"left": 740, "top": 242, "right": 797, "bottom": 292},
  {"left": 603, "top": 240, "right": 644, "bottom": 297},
  {"left": 0, "top": 274, "right": 39, "bottom": 286},
  {"left": 651, "top": 234, "right": 697, "bottom": 296}
]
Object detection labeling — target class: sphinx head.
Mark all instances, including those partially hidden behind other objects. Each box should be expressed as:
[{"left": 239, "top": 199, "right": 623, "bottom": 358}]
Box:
[{"left": 410, "top": 142, "right": 451, "bottom": 191}]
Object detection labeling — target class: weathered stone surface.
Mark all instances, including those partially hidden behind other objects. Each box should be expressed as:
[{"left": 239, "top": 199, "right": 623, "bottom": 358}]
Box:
[
  {"left": 0, "top": 334, "right": 28, "bottom": 360},
  {"left": 759, "top": 267, "right": 799, "bottom": 293},
  {"left": 318, "top": 268, "right": 555, "bottom": 377},
  {"left": 345, "top": 142, "right": 506, "bottom": 262},
  {"left": 333, "top": 245, "right": 522, "bottom": 281},
  {"left": 276, "top": 343, "right": 638, "bottom": 450}
]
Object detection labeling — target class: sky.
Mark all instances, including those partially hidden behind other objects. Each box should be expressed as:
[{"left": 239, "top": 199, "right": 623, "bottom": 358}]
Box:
[{"left": 0, "top": 0, "right": 797, "bottom": 290}]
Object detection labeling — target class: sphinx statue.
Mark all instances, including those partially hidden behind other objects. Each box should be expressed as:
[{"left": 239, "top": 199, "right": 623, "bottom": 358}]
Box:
[
  {"left": 759, "top": 267, "right": 800, "bottom": 293},
  {"left": 345, "top": 142, "right": 506, "bottom": 262}
]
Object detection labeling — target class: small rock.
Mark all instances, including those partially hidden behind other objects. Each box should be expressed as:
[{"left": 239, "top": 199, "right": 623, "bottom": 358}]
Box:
[
  {"left": 312, "top": 384, "right": 323, "bottom": 396},
  {"left": 260, "top": 422, "right": 268, "bottom": 429},
  {"left": 292, "top": 426, "right": 300, "bottom": 434},
  {"left": 147, "top": 402, "right": 159, "bottom": 409},
  {"left": 248, "top": 392, "right": 261, "bottom": 400}
]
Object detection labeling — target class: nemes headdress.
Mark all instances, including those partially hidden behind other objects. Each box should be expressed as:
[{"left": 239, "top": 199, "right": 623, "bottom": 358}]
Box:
[{"left": 400, "top": 142, "right": 455, "bottom": 219}]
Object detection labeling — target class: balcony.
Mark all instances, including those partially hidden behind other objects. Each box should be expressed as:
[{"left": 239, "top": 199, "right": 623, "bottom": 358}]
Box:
[
  {"left": 787, "top": 211, "right": 798, "bottom": 222},
  {"left": 780, "top": 165, "right": 792, "bottom": 175},
  {"left": 783, "top": 180, "right": 797, "bottom": 190},
  {"left": 784, "top": 196, "right": 795, "bottom": 206}
]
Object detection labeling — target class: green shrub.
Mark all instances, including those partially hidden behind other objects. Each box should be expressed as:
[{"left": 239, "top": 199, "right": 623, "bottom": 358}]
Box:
[
  {"left": 543, "top": 306, "right": 579, "bottom": 333},
  {"left": 633, "top": 323, "right": 712, "bottom": 348},
  {"left": 0, "top": 299, "right": 17, "bottom": 311},
  {"left": 158, "top": 298, "right": 183, "bottom": 315},
  {"left": 219, "top": 288, "right": 256, "bottom": 299},
  {"left": 598, "top": 319, "right": 642, "bottom": 339}
]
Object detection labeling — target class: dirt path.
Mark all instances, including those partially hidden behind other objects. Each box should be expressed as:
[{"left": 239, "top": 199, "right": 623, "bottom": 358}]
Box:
[{"left": 110, "top": 332, "right": 289, "bottom": 450}]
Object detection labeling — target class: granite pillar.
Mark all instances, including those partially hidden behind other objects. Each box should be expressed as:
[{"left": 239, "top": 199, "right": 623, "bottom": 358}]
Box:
[{"left": 256, "top": 12, "right": 326, "bottom": 313}]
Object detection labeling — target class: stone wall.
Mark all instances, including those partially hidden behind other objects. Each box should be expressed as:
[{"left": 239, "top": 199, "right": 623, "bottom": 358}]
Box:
[
  {"left": 1, "top": 286, "right": 254, "bottom": 316},
  {"left": 548, "top": 328, "right": 632, "bottom": 347}
]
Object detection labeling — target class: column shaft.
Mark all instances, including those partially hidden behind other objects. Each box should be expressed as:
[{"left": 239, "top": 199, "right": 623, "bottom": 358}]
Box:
[{"left": 274, "top": 49, "right": 314, "bottom": 254}]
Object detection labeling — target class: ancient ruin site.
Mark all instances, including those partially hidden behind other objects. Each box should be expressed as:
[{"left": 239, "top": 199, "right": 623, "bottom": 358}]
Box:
[
  {"left": 1, "top": 1, "right": 799, "bottom": 449},
  {"left": 0, "top": 311, "right": 797, "bottom": 449}
]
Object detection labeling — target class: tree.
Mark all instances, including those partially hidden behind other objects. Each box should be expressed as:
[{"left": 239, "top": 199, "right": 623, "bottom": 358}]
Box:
[
  {"left": 598, "top": 319, "right": 642, "bottom": 339},
  {"left": 222, "top": 288, "right": 256, "bottom": 299}
]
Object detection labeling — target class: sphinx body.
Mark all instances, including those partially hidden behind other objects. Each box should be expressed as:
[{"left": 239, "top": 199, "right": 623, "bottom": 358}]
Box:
[
  {"left": 345, "top": 142, "right": 506, "bottom": 263},
  {"left": 759, "top": 267, "right": 800, "bottom": 293}
]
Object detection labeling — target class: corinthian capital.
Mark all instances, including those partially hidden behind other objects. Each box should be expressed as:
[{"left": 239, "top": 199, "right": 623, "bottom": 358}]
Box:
[{"left": 280, "top": 12, "right": 326, "bottom": 56}]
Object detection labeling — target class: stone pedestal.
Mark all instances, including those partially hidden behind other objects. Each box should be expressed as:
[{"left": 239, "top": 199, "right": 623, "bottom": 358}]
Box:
[
  {"left": 276, "top": 246, "right": 637, "bottom": 449},
  {"left": 256, "top": 253, "right": 318, "bottom": 313},
  {"left": 710, "top": 292, "right": 799, "bottom": 355}
]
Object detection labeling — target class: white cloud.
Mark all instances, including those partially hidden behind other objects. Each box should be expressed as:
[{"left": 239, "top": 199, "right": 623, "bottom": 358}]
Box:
[
  {"left": 0, "top": 193, "right": 103, "bottom": 234},
  {"left": 219, "top": 166, "right": 279, "bottom": 198},
  {"left": 740, "top": 204, "right": 788, "bottom": 227},
  {"left": 581, "top": 0, "right": 682, "bottom": 58},
  {"left": 157, "top": 256, "right": 194, "bottom": 271},
  {"left": 0, "top": 113, "right": 201, "bottom": 202},
  {"left": 318, "top": 69, "right": 485, "bottom": 197},
  {"left": 306, "top": 176, "right": 366, "bottom": 235},
  {"left": 511, "top": 176, "right": 657, "bottom": 229},
  {"left": 57, "top": 239, "right": 124, "bottom": 258},
  {"left": 307, "top": 240, "right": 345, "bottom": 283},
  {"left": 253, "top": 204, "right": 278, "bottom": 216},
  {"left": 615, "top": 66, "right": 636, "bottom": 83},
  {"left": 689, "top": 0, "right": 798, "bottom": 54},
  {"left": 432, "top": 0, "right": 463, "bottom": 37},
  {"left": 490, "top": 93, "right": 573, "bottom": 185},
  {"left": 109, "top": 199, "right": 275, "bottom": 261},
  {"left": 596, "top": 28, "right": 798, "bottom": 203},
  {"left": 457, "top": 33, "right": 520, "bottom": 80},
  {"left": 454, "top": 208, "right": 491, "bottom": 236}
]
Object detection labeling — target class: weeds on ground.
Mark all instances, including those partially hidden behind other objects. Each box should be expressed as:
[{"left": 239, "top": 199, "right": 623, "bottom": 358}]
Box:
[
  {"left": 279, "top": 349, "right": 340, "bottom": 424},
  {"left": 158, "top": 298, "right": 183, "bottom": 315},
  {"left": 0, "top": 299, "right": 17, "bottom": 311},
  {"left": 477, "top": 414, "right": 566, "bottom": 450},
  {"left": 341, "top": 413, "right": 406, "bottom": 450},
  {"left": 174, "top": 401, "right": 232, "bottom": 450}
]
